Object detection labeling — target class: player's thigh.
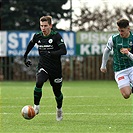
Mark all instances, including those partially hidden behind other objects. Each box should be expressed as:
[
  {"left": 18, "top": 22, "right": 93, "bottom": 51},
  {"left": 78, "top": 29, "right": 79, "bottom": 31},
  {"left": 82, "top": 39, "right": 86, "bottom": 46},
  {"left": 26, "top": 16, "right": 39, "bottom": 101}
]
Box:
[
  {"left": 49, "top": 76, "right": 62, "bottom": 87},
  {"left": 115, "top": 70, "right": 130, "bottom": 89},
  {"left": 129, "top": 67, "right": 133, "bottom": 84},
  {"left": 49, "top": 76, "right": 63, "bottom": 97},
  {"left": 36, "top": 69, "right": 49, "bottom": 84}
]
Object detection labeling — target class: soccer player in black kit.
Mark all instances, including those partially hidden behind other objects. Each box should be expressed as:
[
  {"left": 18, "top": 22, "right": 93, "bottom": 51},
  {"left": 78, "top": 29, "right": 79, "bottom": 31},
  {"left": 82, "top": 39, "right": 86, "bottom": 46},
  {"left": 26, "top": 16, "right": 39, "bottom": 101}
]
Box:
[{"left": 23, "top": 16, "right": 67, "bottom": 121}]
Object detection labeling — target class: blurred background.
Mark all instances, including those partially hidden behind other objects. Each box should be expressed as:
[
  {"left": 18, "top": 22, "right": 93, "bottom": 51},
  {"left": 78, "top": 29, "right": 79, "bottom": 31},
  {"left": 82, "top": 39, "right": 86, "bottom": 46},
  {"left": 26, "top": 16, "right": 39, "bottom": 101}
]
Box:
[{"left": 0, "top": 0, "right": 133, "bottom": 81}]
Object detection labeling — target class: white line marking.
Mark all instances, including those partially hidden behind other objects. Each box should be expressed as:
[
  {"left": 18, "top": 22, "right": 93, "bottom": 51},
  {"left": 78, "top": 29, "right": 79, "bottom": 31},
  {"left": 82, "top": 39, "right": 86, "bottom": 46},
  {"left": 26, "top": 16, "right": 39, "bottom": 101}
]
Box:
[
  {"left": 1, "top": 104, "right": 132, "bottom": 108},
  {"left": 0, "top": 112, "right": 132, "bottom": 116},
  {"left": 1, "top": 95, "right": 121, "bottom": 99}
]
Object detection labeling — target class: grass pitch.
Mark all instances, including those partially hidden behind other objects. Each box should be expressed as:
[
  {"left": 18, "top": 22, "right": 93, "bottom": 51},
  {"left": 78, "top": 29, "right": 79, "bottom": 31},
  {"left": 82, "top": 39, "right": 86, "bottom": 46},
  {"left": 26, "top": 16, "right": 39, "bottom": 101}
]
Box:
[{"left": 0, "top": 80, "right": 133, "bottom": 133}]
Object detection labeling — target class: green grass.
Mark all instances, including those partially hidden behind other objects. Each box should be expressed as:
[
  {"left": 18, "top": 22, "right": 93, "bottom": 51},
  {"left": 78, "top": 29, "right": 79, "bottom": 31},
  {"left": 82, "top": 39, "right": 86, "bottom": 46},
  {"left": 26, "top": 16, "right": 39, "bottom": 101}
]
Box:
[{"left": 0, "top": 80, "right": 133, "bottom": 133}]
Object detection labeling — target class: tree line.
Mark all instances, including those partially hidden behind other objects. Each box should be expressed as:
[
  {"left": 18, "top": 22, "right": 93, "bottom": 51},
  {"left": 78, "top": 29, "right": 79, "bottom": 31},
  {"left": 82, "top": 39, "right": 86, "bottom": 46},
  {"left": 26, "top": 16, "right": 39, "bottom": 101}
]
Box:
[{"left": 1, "top": 0, "right": 133, "bottom": 31}]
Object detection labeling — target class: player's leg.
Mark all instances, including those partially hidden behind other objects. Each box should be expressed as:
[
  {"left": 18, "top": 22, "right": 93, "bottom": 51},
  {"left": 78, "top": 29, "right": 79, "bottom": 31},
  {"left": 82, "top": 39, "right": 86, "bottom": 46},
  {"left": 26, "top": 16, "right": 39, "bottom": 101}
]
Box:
[
  {"left": 120, "top": 86, "right": 131, "bottom": 99},
  {"left": 129, "top": 82, "right": 133, "bottom": 93},
  {"left": 115, "top": 69, "right": 131, "bottom": 99},
  {"left": 129, "top": 66, "right": 133, "bottom": 93},
  {"left": 50, "top": 77, "right": 63, "bottom": 121},
  {"left": 34, "top": 68, "right": 49, "bottom": 114}
]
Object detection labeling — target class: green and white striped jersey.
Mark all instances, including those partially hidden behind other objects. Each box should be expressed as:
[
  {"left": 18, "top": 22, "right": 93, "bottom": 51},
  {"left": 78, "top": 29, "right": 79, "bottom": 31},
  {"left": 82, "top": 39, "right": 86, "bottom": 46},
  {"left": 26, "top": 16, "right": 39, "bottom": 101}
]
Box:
[{"left": 107, "top": 32, "right": 133, "bottom": 72}]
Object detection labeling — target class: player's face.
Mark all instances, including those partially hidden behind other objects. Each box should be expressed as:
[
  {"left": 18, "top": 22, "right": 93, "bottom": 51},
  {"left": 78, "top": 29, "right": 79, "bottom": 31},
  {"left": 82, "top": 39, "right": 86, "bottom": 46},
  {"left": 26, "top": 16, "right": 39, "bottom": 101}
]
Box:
[
  {"left": 118, "top": 26, "right": 130, "bottom": 38},
  {"left": 40, "top": 21, "right": 52, "bottom": 36}
]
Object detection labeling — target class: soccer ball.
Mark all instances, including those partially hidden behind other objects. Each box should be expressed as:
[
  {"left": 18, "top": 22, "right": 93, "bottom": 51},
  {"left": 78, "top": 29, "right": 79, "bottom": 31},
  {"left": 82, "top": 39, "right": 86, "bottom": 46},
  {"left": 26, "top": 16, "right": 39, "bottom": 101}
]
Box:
[{"left": 21, "top": 105, "right": 35, "bottom": 120}]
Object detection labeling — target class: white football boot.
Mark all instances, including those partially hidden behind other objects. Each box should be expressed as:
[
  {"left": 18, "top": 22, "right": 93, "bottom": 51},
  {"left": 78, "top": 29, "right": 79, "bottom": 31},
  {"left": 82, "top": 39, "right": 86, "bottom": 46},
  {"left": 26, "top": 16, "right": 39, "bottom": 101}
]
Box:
[
  {"left": 33, "top": 105, "right": 40, "bottom": 115},
  {"left": 56, "top": 108, "right": 63, "bottom": 121}
]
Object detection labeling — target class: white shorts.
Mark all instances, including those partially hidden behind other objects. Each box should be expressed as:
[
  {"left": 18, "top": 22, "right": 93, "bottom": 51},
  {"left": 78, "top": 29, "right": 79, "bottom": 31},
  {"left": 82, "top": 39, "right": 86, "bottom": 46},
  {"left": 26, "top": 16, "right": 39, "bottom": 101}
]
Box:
[{"left": 115, "top": 67, "right": 133, "bottom": 89}]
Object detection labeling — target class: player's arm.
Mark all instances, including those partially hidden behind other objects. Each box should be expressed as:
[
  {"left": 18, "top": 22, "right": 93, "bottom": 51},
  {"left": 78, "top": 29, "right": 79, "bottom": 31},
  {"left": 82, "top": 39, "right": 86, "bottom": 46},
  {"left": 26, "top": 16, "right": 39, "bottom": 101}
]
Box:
[
  {"left": 23, "top": 35, "right": 36, "bottom": 67},
  {"left": 100, "top": 36, "right": 113, "bottom": 73},
  {"left": 100, "top": 47, "right": 111, "bottom": 73},
  {"left": 120, "top": 48, "right": 133, "bottom": 60},
  {"left": 24, "top": 40, "right": 35, "bottom": 58},
  {"left": 127, "top": 52, "right": 133, "bottom": 60},
  {"left": 50, "top": 44, "right": 67, "bottom": 55},
  {"left": 50, "top": 33, "right": 67, "bottom": 56}
]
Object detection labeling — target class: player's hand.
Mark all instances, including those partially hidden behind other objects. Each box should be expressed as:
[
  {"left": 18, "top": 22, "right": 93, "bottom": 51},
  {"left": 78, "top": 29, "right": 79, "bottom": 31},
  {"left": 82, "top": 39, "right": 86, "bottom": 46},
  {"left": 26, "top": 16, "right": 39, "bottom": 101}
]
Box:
[
  {"left": 100, "top": 68, "right": 107, "bottom": 73},
  {"left": 24, "top": 58, "right": 32, "bottom": 67},
  {"left": 39, "top": 50, "right": 51, "bottom": 56},
  {"left": 120, "top": 48, "right": 129, "bottom": 54}
]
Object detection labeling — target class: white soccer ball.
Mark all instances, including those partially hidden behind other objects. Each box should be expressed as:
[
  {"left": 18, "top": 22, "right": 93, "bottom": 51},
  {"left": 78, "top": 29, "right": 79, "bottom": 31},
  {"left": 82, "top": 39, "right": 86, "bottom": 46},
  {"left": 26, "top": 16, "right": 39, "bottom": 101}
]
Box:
[{"left": 21, "top": 105, "right": 35, "bottom": 120}]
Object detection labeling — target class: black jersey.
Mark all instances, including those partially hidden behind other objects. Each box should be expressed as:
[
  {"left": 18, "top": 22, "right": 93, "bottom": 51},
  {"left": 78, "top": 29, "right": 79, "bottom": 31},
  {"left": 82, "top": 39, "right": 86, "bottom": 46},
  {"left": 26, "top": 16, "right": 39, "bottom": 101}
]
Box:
[{"left": 24, "top": 30, "right": 67, "bottom": 76}]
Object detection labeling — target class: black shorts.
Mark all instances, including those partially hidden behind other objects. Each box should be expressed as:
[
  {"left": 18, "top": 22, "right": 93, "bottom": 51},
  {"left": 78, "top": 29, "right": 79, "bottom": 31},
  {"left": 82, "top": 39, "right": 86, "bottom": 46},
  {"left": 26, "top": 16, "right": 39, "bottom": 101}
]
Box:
[{"left": 36, "top": 67, "right": 62, "bottom": 87}]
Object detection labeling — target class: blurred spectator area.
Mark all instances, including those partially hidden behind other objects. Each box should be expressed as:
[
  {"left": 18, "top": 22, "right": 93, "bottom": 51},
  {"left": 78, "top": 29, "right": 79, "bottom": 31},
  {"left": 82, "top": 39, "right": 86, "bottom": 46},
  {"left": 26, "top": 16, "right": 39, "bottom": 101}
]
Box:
[{"left": 0, "top": 56, "right": 114, "bottom": 81}]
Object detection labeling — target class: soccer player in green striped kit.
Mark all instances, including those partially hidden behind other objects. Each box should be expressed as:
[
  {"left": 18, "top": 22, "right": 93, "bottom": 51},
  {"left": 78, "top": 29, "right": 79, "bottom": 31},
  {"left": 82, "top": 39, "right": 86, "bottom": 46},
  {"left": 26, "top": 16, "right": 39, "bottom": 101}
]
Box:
[
  {"left": 100, "top": 18, "right": 133, "bottom": 99},
  {"left": 24, "top": 16, "right": 67, "bottom": 121}
]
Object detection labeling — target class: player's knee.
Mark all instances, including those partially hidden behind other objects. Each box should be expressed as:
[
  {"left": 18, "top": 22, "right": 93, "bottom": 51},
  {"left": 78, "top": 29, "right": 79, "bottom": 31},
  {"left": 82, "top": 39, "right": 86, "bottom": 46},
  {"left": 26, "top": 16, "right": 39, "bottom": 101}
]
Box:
[
  {"left": 120, "top": 87, "right": 131, "bottom": 99},
  {"left": 122, "top": 92, "right": 131, "bottom": 99},
  {"left": 36, "top": 81, "right": 44, "bottom": 88}
]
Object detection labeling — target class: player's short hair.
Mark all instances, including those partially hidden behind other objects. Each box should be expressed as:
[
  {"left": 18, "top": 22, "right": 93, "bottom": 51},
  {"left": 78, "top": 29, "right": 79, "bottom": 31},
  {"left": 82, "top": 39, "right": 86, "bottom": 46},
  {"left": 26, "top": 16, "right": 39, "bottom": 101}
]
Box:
[
  {"left": 40, "top": 16, "right": 52, "bottom": 25},
  {"left": 117, "top": 18, "right": 129, "bottom": 28}
]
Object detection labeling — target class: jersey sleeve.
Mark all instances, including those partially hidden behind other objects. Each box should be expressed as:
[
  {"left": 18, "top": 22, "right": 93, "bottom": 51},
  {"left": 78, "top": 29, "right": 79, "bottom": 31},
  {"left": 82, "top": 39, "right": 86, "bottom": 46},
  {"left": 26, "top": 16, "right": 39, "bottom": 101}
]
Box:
[
  {"left": 50, "top": 33, "right": 67, "bottom": 55},
  {"left": 106, "top": 36, "right": 113, "bottom": 50},
  {"left": 100, "top": 36, "right": 113, "bottom": 69},
  {"left": 100, "top": 47, "right": 111, "bottom": 69},
  {"left": 126, "top": 52, "right": 133, "bottom": 61},
  {"left": 24, "top": 34, "right": 36, "bottom": 58},
  {"left": 55, "top": 33, "right": 65, "bottom": 46}
]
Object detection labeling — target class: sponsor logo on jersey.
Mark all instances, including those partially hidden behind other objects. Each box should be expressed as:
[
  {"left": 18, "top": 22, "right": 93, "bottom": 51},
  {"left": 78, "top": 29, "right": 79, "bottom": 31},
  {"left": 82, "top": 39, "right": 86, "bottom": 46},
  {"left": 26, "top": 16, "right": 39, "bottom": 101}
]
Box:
[
  {"left": 117, "top": 43, "right": 122, "bottom": 45},
  {"left": 54, "top": 78, "right": 62, "bottom": 83},
  {"left": 38, "top": 45, "right": 53, "bottom": 50}
]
